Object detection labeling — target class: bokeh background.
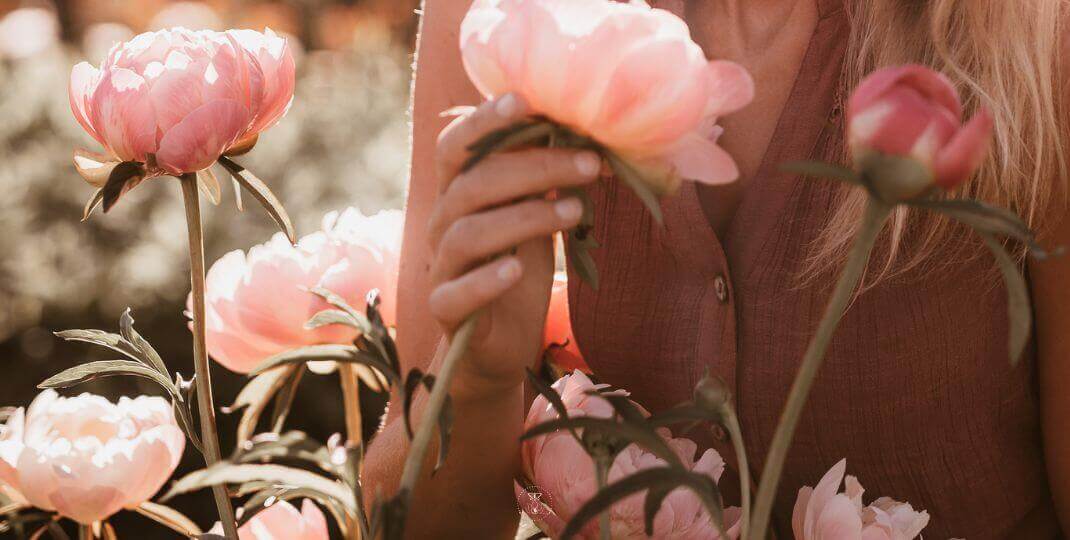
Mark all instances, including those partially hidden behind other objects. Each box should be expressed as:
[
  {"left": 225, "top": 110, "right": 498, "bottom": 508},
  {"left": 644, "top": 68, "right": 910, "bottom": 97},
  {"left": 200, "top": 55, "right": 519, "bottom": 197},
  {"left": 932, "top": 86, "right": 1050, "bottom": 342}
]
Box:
[{"left": 0, "top": 0, "right": 418, "bottom": 535}]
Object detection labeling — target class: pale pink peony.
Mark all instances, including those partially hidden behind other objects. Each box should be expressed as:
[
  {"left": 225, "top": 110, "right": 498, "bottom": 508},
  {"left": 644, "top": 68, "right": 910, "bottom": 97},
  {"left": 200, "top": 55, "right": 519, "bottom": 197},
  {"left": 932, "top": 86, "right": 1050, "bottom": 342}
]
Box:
[
  {"left": 211, "top": 499, "right": 328, "bottom": 539},
  {"left": 792, "top": 459, "right": 930, "bottom": 540},
  {"left": 848, "top": 65, "right": 993, "bottom": 193},
  {"left": 0, "top": 390, "right": 185, "bottom": 524},
  {"left": 198, "top": 208, "right": 403, "bottom": 373},
  {"left": 69, "top": 27, "right": 295, "bottom": 177},
  {"left": 518, "top": 371, "right": 741, "bottom": 539},
  {"left": 460, "top": 0, "right": 754, "bottom": 192}
]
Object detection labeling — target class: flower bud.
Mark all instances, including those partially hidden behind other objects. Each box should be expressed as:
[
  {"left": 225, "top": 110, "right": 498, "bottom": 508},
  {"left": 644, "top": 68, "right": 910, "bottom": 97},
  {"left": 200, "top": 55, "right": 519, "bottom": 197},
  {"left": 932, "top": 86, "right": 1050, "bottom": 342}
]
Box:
[{"left": 848, "top": 65, "right": 993, "bottom": 201}]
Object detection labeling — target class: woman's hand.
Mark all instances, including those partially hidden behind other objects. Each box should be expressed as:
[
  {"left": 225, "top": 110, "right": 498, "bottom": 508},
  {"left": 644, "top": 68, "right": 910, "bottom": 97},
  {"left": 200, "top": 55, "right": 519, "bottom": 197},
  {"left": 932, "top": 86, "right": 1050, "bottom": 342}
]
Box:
[{"left": 427, "top": 93, "right": 600, "bottom": 400}]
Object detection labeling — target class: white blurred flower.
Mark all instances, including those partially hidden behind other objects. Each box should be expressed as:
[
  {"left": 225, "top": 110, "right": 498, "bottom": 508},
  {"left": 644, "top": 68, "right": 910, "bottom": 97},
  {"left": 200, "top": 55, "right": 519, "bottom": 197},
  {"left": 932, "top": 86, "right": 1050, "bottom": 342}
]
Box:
[{"left": 0, "top": 8, "right": 59, "bottom": 60}]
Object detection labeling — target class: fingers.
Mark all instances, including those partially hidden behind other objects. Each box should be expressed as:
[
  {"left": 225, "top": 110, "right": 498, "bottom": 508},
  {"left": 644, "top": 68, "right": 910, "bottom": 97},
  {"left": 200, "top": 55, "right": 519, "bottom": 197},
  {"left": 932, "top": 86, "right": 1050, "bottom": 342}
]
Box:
[
  {"left": 426, "top": 148, "right": 600, "bottom": 248},
  {"left": 429, "top": 256, "right": 523, "bottom": 330},
  {"left": 436, "top": 93, "right": 532, "bottom": 183},
  {"left": 431, "top": 197, "right": 583, "bottom": 285}
]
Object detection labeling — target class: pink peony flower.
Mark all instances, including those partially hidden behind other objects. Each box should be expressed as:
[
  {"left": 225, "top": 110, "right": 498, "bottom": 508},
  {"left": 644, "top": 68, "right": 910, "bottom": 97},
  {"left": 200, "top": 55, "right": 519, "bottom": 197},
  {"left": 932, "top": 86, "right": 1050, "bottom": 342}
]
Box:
[
  {"left": 518, "top": 371, "right": 741, "bottom": 539},
  {"left": 211, "top": 499, "right": 328, "bottom": 540},
  {"left": 792, "top": 459, "right": 930, "bottom": 540},
  {"left": 848, "top": 65, "right": 993, "bottom": 195},
  {"left": 460, "top": 0, "right": 754, "bottom": 192},
  {"left": 69, "top": 27, "right": 295, "bottom": 178},
  {"left": 197, "top": 208, "right": 403, "bottom": 373},
  {"left": 0, "top": 390, "right": 185, "bottom": 524},
  {"left": 543, "top": 273, "right": 588, "bottom": 375}
]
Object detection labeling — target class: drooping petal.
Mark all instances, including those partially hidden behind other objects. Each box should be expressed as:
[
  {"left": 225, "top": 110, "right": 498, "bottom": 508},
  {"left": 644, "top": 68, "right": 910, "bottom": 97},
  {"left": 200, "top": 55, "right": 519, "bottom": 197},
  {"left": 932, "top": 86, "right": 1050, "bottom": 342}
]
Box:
[
  {"left": 663, "top": 132, "right": 740, "bottom": 185},
  {"left": 704, "top": 60, "right": 755, "bottom": 117}
]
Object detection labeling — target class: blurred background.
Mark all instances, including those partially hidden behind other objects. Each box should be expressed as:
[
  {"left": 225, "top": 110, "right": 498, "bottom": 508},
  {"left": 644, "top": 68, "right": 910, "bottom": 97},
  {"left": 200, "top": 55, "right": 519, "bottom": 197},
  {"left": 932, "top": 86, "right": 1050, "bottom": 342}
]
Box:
[{"left": 0, "top": 0, "right": 418, "bottom": 535}]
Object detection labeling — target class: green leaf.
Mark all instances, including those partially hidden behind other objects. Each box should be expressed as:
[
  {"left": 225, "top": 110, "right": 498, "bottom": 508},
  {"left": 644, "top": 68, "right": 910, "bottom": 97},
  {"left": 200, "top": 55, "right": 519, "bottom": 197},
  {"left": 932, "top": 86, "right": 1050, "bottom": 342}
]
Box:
[
  {"left": 913, "top": 199, "right": 1049, "bottom": 256},
  {"left": 218, "top": 156, "right": 296, "bottom": 244},
  {"left": 250, "top": 345, "right": 397, "bottom": 387},
  {"left": 605, "top": 153, "right": 663, "bottom": 225},
  {"left": 643, "top": 485, "right": 674, "bottom": 536},
  {"left": 226, "top": 367, "right": 293, "bottom": 444},
  {"left": 462, "top": 121, "right": 556, "bottom": 173},
  {"left": 526, "top": 368, "right": 572, "bottom": 425},
  {"left": 270, "top": 365, "right": 305, "bottom": 433},
  {"left": 134, "top": 501, "right": 203, "bottom": 537},
  {"left": 521, "top": 417, "right": 682, "bottom": 469},
  {"left": 308, "top": 287, "right": 372, "bottom": 331},
  {"left": 164, "top": 463, "right": 356, "bottom": 513},
  {"left": 305, "top": 309, "right": 365, "bottom": 331},
  {"left": 780, "top": 160, "right": 860, "bottom": 185},
  {"left": 39, "top": 360, "right": 179, "bottom": 400},
  {"left": 119, "top": 309, "right": 169, "bottom": 375},
  {"left": 54, "top": 329, "right": 141, "bottom": 363},
  {"left": 981, "top": 233, "right": 1032, "bottom": 365},
  {"left": 235, "top": 431, "right": 335, "bottom": 473},
  {"left": 560, "top": 467, "right": 723, "bottom": 540},
  {"left": 172, "top": 395, "right": 205, "bottom": 455}
]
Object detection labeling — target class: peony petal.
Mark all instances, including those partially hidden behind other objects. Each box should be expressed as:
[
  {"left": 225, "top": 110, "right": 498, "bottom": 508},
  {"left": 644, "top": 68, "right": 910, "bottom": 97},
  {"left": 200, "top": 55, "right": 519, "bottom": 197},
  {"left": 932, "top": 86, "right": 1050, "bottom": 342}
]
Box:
[
  {"left": 89, "top": 67, "right": 158, "bottom": 162},
  {"left": 156, "top": 99, "right": 250, "bottom": 174},
  {"left": 933, "top": 108, "right": 994, "bottom": 189},
  {"left": 793, "top": 486, "right": 814, "bottom": 540},
  {"left": 299, "top": 500, "right": 329, "bottom": 539},
  {"left": 704, "top": 60, "right": 755, "bottom": 117},
  {"left": 813, "top": 494, "right": 864, "bottom": 540},
  {"left": 663, "top": 132, "right": 740, "bottom": 185},
  {"left": 69, "top": 62, "right": 103, "bottom": 145},
  {"left": 806, "top": 459, "right": 847, "bottom": 539}
]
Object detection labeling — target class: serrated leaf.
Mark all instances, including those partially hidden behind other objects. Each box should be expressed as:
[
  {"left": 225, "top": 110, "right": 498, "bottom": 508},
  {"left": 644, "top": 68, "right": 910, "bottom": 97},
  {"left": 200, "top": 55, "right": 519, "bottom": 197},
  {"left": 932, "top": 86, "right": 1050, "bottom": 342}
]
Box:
[
  {"left": 39, "top": 360, "right": 179, "bottom": 400},
  {"left": 218, "top": 156, "right": 295, "bottom": 243},
  {"left": 605, "top": 153, "right": 663, "bottom": 225},
  {"left": 164, "top": 463, "right": 356, "bottom": 512},
  {"left": 119, "top": 309, "right": 169, "bottom": 375},
  {"left": 781, "top": 160, "right": 861, "bottom": 184},
  {"left": 981, "top": 233, "right": 1032, "bottom": 365},
  {"left": 134, "top": 501, "right": 203, "bottom": 537},
  {"left": 560, "top": 468, "right": 723, "bottom": 540}
]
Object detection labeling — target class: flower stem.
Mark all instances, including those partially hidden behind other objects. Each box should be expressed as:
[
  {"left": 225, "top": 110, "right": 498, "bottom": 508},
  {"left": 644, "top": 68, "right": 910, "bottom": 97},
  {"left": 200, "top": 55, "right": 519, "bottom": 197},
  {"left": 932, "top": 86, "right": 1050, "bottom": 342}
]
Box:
[
  {"left": 721, "top": 408, "right": 749, "bottom": 540},
  {"left": 749, "top": 198, "right": 891, "bottom": 539},
  {"left": 179, "top": 174, "right": 240, "bottom": 540},
  {"left": 339, "top": 364, "right": 364, "bottom": 540},
  {"left": 396, "top": 312, "right": 481, "bottom": 518},
  {"left": 594, "top": 454, "right": 611, "bottom": 540},
  {"left": 78, "top": 523, "right": 93, "bottom": 540}
]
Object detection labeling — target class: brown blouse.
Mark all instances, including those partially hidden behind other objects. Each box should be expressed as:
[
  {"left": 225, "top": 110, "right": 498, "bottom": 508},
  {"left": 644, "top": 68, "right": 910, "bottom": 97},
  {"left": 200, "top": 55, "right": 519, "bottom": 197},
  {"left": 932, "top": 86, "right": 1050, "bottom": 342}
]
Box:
[{"left": 568, "top": 1, "right": 1059, "bottom": 538}]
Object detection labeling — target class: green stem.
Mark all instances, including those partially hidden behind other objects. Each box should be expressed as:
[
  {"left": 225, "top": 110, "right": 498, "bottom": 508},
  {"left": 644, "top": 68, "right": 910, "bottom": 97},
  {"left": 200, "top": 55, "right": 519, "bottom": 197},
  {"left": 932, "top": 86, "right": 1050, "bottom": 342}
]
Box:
[
  {"left": 339, "top": 364, "right": 364, "bottom": 540},
  {"left": 750, "top": 199, "right": 892, "bottom": 539},
  {"left": 78, "top": 523, "right": 93, "bottom": 540},
  {"left": 595, "top": 453, "right": 611, "bottom": 540},
  {"left": 396, "top": 312, "right": 481, "bottom": 522},
  {"left": 721, "top": 408, "right": 750, "bottom": 540},
  {"left": 180, "top": 174, "right": 240, "bottom": 540}
]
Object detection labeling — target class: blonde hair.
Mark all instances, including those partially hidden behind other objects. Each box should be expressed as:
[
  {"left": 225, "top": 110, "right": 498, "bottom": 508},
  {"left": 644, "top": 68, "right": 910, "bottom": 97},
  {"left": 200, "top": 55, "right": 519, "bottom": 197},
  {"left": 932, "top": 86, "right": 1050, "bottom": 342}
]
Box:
[{"left": 808, "top": 0, "right": 1068, "bottom": 281}]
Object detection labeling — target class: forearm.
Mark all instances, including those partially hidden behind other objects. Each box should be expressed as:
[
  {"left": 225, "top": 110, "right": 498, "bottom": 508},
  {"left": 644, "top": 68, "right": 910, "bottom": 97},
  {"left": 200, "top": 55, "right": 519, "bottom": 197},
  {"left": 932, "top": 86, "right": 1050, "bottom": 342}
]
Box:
[{"left": 362, "top": 344, "right": 525, "bottom": 539}]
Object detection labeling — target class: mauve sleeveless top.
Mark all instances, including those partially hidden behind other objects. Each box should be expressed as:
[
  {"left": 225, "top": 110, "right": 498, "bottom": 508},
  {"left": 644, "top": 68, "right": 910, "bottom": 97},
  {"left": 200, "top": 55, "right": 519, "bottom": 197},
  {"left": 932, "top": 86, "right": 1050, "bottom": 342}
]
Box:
[{"left": 568, "top": 1, "right": 1060, "bottom": 538}]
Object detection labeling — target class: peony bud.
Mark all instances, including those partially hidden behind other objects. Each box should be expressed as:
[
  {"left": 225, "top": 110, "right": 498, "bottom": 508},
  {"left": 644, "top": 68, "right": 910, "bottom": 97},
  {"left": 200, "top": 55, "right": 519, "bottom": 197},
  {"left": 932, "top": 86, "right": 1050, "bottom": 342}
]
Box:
[
  {"left": 211, "top": 499, "right": 328, "bottom": 540},
  {"left": 847, "top": 65, "right": 993, "bottom": 200},
  {"left": 0, "top": 390, "right": 185, "bottom": 524},
  {"left": 543, "top": 274, "right": 588, "bottom": 375}
]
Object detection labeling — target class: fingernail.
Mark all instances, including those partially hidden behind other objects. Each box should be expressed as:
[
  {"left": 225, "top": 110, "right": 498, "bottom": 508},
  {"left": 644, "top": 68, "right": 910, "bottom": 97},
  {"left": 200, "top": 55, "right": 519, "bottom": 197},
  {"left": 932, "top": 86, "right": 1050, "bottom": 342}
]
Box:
[
  {"left": 574, "top": 152, "right": 601, "bottom": 177},
  {"left": 555, "top": 198, "right": 583, "bottom": 222},
  {"left": 498, "top": 258, "right": 522, "bottom": 282},
  {"left": 496, "top": 93, "right": 518, "bottom": 117}
]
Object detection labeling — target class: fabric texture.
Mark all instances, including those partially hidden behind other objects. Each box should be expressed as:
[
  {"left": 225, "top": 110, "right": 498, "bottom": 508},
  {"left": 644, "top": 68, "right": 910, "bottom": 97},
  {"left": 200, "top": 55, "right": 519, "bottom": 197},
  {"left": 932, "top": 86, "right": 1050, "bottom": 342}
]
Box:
[{"left": 569, "top": 1, "right": 1059, "bottom": 537}]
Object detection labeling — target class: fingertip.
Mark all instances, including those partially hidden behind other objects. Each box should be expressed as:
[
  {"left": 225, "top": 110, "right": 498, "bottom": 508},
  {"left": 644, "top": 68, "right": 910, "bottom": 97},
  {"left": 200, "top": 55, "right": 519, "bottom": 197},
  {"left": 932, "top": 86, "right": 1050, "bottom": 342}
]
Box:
[
  {"left": 494, "top": 92, "right": 528, "bottom": 118},
  {"left": 497, "top": 256, "right": 523, "bottom": 283}
]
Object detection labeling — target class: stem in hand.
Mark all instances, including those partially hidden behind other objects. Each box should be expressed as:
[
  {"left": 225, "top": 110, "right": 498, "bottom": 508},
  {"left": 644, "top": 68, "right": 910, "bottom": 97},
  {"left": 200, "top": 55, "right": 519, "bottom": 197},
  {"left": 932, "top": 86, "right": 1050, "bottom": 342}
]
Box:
[
  {"left": 750, "top": 199, "right": 892, "bottom": 539},
  {"left": 396, "top": 312, "right": 482, "bottom": 514},
  {"left": 179, "top": 174, "right": 240, "bottom": 540},
  {"left": 339, "top": 364, "right": 364, "bottom": 540}
]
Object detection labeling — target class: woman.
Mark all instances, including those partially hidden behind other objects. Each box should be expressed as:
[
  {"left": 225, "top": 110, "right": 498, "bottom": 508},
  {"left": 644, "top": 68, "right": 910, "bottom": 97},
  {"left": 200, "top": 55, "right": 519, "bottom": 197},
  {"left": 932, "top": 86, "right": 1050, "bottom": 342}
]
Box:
[{"left": 364, "top": 1, "right": 1070, "bottom": 538}]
